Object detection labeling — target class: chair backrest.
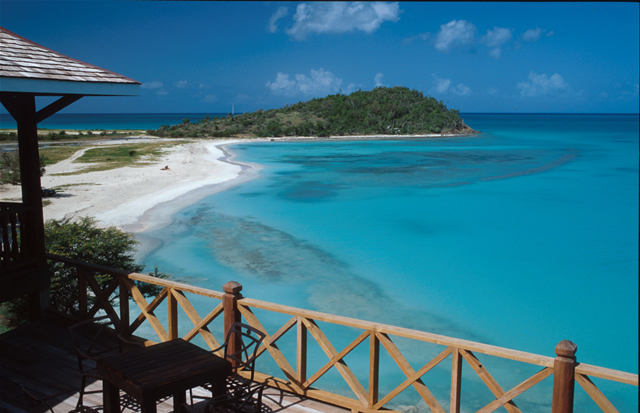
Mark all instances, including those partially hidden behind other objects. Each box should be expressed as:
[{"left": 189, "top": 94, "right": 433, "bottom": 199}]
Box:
[
  {"left": 68, "top": 314, "right": 122, "bottom": 363},
  {"left": 223, "top": 322, "right": 266, "bottom": 377}
]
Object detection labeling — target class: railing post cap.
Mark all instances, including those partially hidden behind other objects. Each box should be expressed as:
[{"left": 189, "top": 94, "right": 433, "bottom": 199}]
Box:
[
  {"left": 223, "top": 281, "right": 243, "bottom": 294},
  {"left": 555, "top": 340, "right": 577, "bottom": 358}
]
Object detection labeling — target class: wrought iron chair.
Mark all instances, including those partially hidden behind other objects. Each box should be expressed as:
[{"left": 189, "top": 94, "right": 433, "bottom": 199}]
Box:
[
  {"left": 182, "top": 322, "right": 267, "bottom": 413},
  {"left": 68, "top": 314, "right": 145, "bottom": 409}
]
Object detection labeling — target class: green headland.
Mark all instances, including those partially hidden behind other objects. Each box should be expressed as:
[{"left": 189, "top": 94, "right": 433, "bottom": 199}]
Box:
[{"left": 148, "top": 86, "right": 478, "bottom": 139}]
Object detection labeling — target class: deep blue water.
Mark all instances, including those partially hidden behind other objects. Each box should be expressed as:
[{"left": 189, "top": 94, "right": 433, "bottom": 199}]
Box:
[
  {"left": 138, "top": 113, "right": 638, "bottom": 411},
  {"left": 0, "top": 113, "right": 228, "bottom": 131}
]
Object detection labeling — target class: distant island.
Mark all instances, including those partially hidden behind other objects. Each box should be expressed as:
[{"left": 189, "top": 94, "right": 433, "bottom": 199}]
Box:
[{"left": 148, "top": 86, "right": 478, "bottom": 139}]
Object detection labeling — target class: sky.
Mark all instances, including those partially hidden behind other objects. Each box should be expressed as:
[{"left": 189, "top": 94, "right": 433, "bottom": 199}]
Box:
[{"left": 0, "top": 1, "right": 638, "bottom": 114}]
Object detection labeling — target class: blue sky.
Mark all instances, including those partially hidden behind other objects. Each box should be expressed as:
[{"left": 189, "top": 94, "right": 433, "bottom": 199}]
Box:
[{"left": 1, "top": 1, "right": 638, "bottom": 114}]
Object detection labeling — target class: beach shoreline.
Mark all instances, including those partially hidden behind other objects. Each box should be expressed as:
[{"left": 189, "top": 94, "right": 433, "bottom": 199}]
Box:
[{"left": 0, "top": 132, "right": 472, "bottom": 257}]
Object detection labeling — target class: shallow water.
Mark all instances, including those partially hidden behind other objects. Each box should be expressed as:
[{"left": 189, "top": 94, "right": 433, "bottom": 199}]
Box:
[{"left": 141, "top": 114, "right": 638, "bottom": 411}]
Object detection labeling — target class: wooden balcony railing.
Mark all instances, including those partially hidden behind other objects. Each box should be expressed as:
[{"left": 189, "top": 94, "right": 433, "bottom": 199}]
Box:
[
  {"left": 0, "top": 201, "right": 32, "bottom": 268},
  {"left": 45, "top": 253, "right": 638, "bottom": 413}
]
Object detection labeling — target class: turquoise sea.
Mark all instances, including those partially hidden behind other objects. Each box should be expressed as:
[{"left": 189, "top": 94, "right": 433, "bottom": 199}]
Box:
[
  {"left": 6, "top": 112, "right": 636, "bottom": 410},
  {"left": 138, "top": 113, "right": 638, "bottom": 411}
]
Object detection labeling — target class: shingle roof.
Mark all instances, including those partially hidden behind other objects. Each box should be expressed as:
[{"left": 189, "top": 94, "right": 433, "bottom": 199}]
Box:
[{"left": 0, "top": 26, "right": 140, "bottom": 85}]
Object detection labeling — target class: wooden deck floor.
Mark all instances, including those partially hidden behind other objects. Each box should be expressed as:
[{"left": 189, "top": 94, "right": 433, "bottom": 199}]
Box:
[{"left": 0, "top": 313, "right": 348, "bottom": 413}]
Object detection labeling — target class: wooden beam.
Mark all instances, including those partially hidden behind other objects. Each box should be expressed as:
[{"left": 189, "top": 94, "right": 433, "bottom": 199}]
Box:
[
  {"left": 35, "top": 95, "right": 82, "bottom": 124},
  {"left": 451, "top": 348, "right": 462, "bottom": 413},
  {"left": 168, "top": 288, "right": 178, "bottom": 340},
  {"left": 297, "top": 316, "right": 308, "bottom": 386},
  {"left": 477, "top": 368, "right": 553, "bottom": 413},
  {"left": 369, "top": 331, "right": 379, "bottom": 409},
  {"left": 460, "top": 349, "right": 522, "bottom": 413},
  {"left": 575, "top": 373, "right": 619, "bottom": 413},
  {"left": 0, "top": 94, "right": 21, "bottom": 120}
]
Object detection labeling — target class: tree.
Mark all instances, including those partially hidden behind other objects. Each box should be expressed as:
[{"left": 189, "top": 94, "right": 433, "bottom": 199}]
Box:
[
  {"left": 0, "top": 151, "right": 46, "bottom": 185},
  {"left": 1, "top": 217, "right": 168, "bottom": 328}
]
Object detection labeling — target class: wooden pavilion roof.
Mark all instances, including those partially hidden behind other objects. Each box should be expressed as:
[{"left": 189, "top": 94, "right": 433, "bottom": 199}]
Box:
[{"left": 0, "top": 26, "right": 140, "bottom": 96}]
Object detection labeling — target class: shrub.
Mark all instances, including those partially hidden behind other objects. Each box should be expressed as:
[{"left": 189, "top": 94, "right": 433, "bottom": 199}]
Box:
[
  {"left": 0, "top": 152, "right": 46, "bottom": 185},
  {"left": 1, "top": 217, "right": 169, "bottom": 328}
]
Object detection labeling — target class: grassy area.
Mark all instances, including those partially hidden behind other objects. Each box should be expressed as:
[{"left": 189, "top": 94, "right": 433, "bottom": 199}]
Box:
[
  {"left": 52, "top": 140, "right": 190, "bottom": 175},
  {"left": 39, "top": 145, "right": 86, "bottom": 166}
]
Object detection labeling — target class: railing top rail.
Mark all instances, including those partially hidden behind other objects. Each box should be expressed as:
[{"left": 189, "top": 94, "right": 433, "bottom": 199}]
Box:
[
  {"left": 0, "top": 201, "right": 33, "bottom": 212},
  {"left": 237, "top": 296, "right": 557, "bottom": 368},
  {"left": 45, "top": 253, "right": 224, "bottom": 300},
  {"left": 46, "top": 253, "right": 639, "bottom": 387},
  {"left": 576, "top": 363, "right": 639, "bottom": 386}
]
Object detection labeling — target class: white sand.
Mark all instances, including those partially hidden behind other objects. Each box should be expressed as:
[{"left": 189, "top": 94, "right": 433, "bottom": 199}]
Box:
[{"left": 0, "top": 137, "right": 258, "bottom": 238}]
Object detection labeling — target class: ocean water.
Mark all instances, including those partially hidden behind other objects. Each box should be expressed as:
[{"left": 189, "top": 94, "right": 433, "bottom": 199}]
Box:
[
  {"left": 0, "top": 112, "right": 228, "bottom": 131},
  {"left": 81, "top": 113, "right": 640, "bottom": 410}
]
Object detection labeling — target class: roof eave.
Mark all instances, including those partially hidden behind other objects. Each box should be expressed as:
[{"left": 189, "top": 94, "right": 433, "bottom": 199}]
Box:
[{"left": 0, "top": 77, "right": 140, "bottom": 96}]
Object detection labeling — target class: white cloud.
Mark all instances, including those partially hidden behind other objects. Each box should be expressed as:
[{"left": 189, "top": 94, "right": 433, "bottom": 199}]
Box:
[
  {"left": 487, "top": 87, "right": 498, "bottom": 95},
  {"left": 266, "top": 68, "right": 343, "bottom": 97},
  {"left": 156, "top": 90, "right": 169, "bottom": 96},
  {"left": 451, "top": 83, "right": 471, "bottom": 96},
  {"left": 517, "top": 72, "right": 568, "bottom": 97},
  {"left": 201, "top": 94, "right": 216, "bottom": 103},
  {"left": 432, "top": 75, "right": 451, "bottom": 94},
  {"left": 522, "top": 28, "right": 542, "bottom": 42},
  {"left": 634, "top": 83, "right": 639, "bottom": 96},
  {"left": 435, "top": 20, "right": 476, "bottom": 52},
  {"left": 374, "top": 73, "right": 385, "bottom": 87},
  {"left": 432, "top": 74, "right": 470, "bottom": 96},
  {"left": 285, "top": 2, "right": 400, "bottom": 40},
  {"left": 484, "top": 27, "right": 512, "bottom": 47},
  {"left": 174, "top": 80, "right": 188, "bottom": 88},
  {"left": 267, "top": 7, "right": 288, "bottom": 33},
  {"left": 345, "top": 83, "right": 359, "bottom": 94},
  {"left": 141, "top": 81, "right": 163, "bottom": 89},
  {"left": 488, "top": 48, "right": 502, "bottom": 59},
  {"left": 266, "top": 72, "right": 296, "bottom": 94},
  {"left": 483, "top": 26, "right": 511, "bottom": 58},
  {"left": 546, "top": 30, "right": 554, "bottom": 37}
]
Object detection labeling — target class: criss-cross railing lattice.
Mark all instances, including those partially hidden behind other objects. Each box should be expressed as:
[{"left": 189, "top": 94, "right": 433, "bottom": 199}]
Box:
[{"left": 47, "top": 254, "right": 638, "bottom": 413}]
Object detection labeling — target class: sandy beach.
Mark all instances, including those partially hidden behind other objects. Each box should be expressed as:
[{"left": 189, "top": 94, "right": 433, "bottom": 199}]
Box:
[{"left": 0, "top": 137, "right": 258, "bottom": 237}]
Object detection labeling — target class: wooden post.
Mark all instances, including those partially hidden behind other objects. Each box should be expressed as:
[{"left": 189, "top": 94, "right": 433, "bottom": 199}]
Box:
[
  {"left": 168, "top": 288, "right": 178, "bottom": 340},
  {"left": 368, "top": 331, "right": 379, "bottom": 409},
  {"left": 222, "top": 281, "right": 243, "bottom": 365},
  {"left": 451, "top": 348, "right": 462, "bottom": 413},
  {"left": 297, "top": 316, "right": 307, "bottom": 388},
  {"left": 15, "top": 94, "right": 49, "bottom": 319},
  {"left": 552, "top": 340, "right": 578, "bottom": 413},
  {"left": 119, "top": 277, "right": 130, "bottom": 336}
]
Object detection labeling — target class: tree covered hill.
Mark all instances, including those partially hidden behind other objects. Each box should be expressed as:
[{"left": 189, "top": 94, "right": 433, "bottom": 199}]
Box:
[{"left": 148, "top": 86, "right": 478, "bottom": 139}]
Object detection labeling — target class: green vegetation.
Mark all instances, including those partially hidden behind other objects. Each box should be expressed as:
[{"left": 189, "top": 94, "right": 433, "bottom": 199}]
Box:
[
  {"left": 1, "top": 140, "right": 190, "bottom": 182},
  {"left": 0, "top": 130, "right": 140, "bottom": 142},
  {"left": 148, "top": 86, "right": 477, "bottom": 139},
  {"left": 0, "top": 151, "right": 46, "bottom": 185},
  {"left": 39, "top": 145, "right": 84, "bottom": 166},
  {"left": 51, "top": 140, "right": 190, "bottom": 175},
  {"left": 0, "top": 217, "right": 169, "bottom": 329}
]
